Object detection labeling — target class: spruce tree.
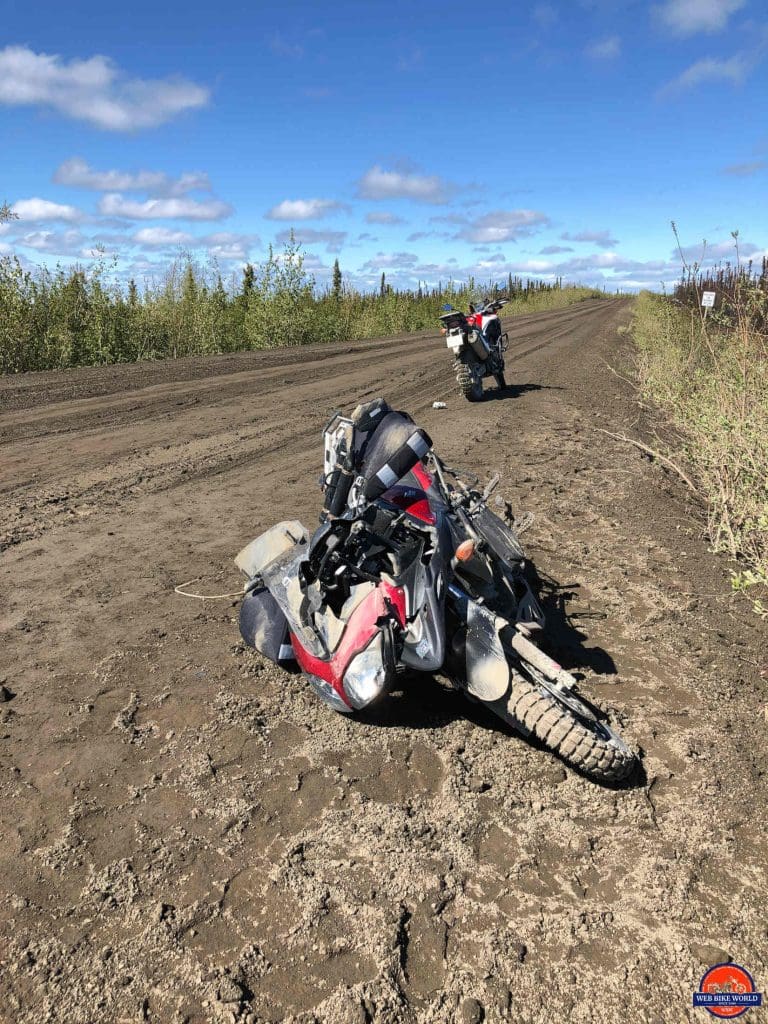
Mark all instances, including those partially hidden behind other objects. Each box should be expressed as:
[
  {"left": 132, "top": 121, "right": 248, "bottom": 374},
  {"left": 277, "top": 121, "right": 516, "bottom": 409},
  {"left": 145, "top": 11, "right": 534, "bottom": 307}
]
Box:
[
  {"left": 332, "top": 259, "right": 342, "bottom": 300},
  {"left": 242, "top": 263, "right": 255, "bottom": 298}
]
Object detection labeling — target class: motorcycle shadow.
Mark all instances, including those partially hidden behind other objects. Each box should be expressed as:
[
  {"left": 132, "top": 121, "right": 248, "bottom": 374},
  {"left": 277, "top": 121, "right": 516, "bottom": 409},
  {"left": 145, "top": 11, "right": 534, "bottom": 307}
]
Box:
[
  {"left": 482, "top": 382, "right": 563, "bottom": 402},
  {"left": 357, "top": 672, "right": 646, "bottom": 791},
  {"left": 357, "top": 672, "right": 516, "bottom": 736},
  {"left": 525, "top": 562, "right": 618, "bottom": 678}
]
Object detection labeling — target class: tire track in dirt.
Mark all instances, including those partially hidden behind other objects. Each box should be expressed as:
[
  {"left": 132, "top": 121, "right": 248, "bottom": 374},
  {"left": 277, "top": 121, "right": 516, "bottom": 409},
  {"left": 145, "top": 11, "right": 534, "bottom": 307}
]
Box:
[{"left": 0, "top": 302, "right": 604, "bottom": 548}]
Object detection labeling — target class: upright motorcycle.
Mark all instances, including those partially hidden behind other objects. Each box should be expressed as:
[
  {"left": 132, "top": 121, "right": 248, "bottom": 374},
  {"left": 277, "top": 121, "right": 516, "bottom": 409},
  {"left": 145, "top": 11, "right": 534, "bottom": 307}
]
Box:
[
  {"left": 235, "top": 399, "right": 636, "bottom": 783},
  {"left": 440, "top": 296, "right": 509, "bottom": 402}
]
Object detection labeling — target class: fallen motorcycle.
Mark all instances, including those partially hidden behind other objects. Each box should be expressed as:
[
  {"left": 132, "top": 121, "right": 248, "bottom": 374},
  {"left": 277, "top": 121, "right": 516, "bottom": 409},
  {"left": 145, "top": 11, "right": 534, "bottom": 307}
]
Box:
[
  {"left": 440, "top": 296, "right": 508, "bottom": 401},
  {"left": 235, "top": 399, "right": 636, "bottom": 783}
]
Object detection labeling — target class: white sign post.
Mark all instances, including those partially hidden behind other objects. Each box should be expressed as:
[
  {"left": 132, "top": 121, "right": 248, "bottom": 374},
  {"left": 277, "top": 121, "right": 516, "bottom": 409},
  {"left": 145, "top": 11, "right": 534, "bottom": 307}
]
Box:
[{"left": 702, "top": 291, "right": 715, "bottom": 319}]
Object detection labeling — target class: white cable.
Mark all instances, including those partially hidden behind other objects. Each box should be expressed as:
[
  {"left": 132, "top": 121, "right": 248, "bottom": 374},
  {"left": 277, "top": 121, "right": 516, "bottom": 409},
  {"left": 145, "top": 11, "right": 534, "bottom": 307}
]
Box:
[{"left": 173, "top": 578, "right": 243, "bottom": 601}]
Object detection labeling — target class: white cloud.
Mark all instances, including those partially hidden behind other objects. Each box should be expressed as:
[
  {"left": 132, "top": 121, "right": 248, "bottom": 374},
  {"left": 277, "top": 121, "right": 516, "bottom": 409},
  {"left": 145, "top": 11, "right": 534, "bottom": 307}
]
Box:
[
  {"left": 459, "top": 209, "right": 551, "bottom": 244},
  {"left": 133, "top": 227, "right": 193, "bottom": 247},
  {"left": 561, "top": 229, "right": 619, "bottom": 247},
  {"left": 361, "top": 252, "right": 420, "bottom": 271},
  {"left": 13, "top": 228, "right": 84, "bottom": 254},
  {"left": 585, "top": 35, "right": 621, "bottom": 59},
  {"left": 131, "top": 227, "right": 257, "bottom": 261},
  {"left": 661, "top": 53, "right": 750, "bottom": 92},
  {"left": 266, "top": 198, "right": 345, "bottom": 220},
  {"left": 268, "top": 33, "right": 304, "bottom": 59},
  {"left": 397, "top": 47, "right": 424, "bottom": 72},
  {"left": 11, "top": 197, "right": 83, "bottom": 223},
  {"left": 357, "top": 165, "right": 455, "bottom": 204},
  {"left": 674, "top": 238, "right": 760, "bottom": 261},
  {"left": 98, "top": 193, "right": 232, "bottom": 220},
  {"left": 655, "top": 0, "right": 745, "bottom": 36},
  {"left": 275, "top": 227, "right": 347, "bottom": 252},
  {"left": 722, "top": 160, "right": 765, "bottom": 175},
  {"left": 0, "top": 46, "right": 208, "bottom": 131},
  {"left": 532, "top": 3, "right": 558, "bottom": 28},
  {"left": 54, "top": 157, "right": 211, "bottom": 195},
  {"left": 365, "top": 211, "right": 405, "bottom": 225},
  {"left": 202, "top": 232, "right": 258, "bottom": 261}
]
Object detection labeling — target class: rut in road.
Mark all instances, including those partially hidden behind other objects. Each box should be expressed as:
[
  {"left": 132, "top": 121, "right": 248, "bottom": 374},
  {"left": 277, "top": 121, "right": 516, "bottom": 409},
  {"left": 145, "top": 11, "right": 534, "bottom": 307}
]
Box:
[
  {"left": 1, "top": 298, "right": 766, "bottom": 1024},
  {"left": 0, "top": 299, "right": 615, "bottom": 551}
]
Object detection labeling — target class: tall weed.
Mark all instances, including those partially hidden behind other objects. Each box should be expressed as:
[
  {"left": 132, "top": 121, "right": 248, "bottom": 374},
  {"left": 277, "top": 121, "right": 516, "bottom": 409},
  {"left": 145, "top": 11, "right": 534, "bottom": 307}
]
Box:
[{"left": 631, "top": 276, "right": 768, "bottom": 614}]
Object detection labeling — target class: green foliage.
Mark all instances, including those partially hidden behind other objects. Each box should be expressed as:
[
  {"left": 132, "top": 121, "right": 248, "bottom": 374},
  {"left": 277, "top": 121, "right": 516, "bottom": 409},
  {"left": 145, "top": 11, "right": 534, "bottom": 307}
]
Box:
[
  {"left": 631, "top": 287, "right": 768, "bottom": 614},
  {"left": 0, "top": 236, "right": 605, "bottom": 375}
]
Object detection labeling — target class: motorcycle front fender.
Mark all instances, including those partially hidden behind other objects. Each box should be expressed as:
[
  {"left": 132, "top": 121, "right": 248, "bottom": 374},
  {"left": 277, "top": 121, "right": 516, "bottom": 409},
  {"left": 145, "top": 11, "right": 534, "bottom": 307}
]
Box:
[{"left": 448, "top": 583, "right": 510, "bottom": 701}]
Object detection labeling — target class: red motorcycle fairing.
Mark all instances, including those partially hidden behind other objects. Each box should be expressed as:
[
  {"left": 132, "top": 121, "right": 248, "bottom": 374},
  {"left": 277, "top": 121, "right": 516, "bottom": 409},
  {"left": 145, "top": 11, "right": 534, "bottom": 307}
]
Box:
[
  {"left": 411, "top": 462, "right": 434, "bottom": 491},
  {"left": 381, "top": 484, "right": 436, "bottom": 526},
  {"left": 290, "top": 580, "right": 406, "bottom": 709}
]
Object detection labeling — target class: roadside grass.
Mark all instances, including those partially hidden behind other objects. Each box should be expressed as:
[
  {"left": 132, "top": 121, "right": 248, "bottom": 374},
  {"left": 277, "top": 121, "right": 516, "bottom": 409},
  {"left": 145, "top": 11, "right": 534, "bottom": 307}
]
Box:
[
  {"left": 0, "top": 238, "right": 606, "bottom": 374},
  {"left": 630, "top": 283, "right": 768, "bottom": 615}
]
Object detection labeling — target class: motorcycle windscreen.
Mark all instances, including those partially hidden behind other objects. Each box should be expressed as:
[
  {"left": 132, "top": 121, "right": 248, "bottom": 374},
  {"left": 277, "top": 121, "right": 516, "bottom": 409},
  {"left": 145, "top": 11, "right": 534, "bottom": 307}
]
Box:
[
  {"left": 239, "top": 586, "right": 294, "bottom": 663},
  {"left": 360, "top": 412, "right": 433, "bottom": 501}
]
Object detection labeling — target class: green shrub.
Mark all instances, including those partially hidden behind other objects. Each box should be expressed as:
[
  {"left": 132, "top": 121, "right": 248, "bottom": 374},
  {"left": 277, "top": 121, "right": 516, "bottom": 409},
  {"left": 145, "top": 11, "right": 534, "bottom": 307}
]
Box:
[{"left": 0, "top": 237, "right": 607, "bottom": 374}]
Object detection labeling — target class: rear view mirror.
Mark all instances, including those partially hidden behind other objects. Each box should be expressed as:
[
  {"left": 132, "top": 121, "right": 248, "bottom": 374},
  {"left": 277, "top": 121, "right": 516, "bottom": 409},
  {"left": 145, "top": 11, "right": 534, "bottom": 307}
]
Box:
[{"left": 360, "top": 412, "right": 432, "bottom": 500}]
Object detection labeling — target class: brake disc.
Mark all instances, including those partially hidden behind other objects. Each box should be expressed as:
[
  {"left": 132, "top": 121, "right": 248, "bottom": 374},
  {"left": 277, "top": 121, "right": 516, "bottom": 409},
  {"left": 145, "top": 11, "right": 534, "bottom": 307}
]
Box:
[
  {"left": 521, "top": 661, "right": 598, "bottom": 722},
  {"left": 521, "top": 662, "right": 632, "bottom": 753}
]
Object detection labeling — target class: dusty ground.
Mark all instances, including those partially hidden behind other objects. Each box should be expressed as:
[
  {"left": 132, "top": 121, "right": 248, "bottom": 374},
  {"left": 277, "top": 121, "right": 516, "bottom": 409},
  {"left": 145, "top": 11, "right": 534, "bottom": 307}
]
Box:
[{"left": 1, "top": 299, "right": 766, "bottom": 1024}]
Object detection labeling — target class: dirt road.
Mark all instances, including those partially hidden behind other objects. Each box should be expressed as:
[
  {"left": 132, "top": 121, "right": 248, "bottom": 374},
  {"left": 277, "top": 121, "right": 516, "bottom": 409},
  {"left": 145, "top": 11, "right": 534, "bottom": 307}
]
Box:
[{"left": 1, "top": 299, "right": 766, "bottom": 1023}]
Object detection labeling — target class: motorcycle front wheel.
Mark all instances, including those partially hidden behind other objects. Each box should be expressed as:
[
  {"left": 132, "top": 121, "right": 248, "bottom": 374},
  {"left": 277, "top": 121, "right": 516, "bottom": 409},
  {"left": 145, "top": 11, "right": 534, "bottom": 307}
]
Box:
[
  {"left": 455, "top": 360, "right": 483, "bottom": 402},
  {"left": 487, "top": 669, "right": 637, "bottom": 783}
]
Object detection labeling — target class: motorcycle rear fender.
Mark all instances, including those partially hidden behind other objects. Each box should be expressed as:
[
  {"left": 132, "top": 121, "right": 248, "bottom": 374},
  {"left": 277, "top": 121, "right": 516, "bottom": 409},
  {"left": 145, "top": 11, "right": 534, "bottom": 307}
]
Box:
[{"left": 445, "top": 329, "right": 465, "bottom": 353}]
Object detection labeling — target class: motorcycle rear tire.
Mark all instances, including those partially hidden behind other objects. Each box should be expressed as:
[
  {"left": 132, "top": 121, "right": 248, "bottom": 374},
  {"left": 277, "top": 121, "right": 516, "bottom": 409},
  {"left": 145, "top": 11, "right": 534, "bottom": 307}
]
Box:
[
  {"left": 488, "top": 670, "right": 636, "bottom": 783},
  {"left": 456, "top": 362, "right": 483, "bottom": 402}
]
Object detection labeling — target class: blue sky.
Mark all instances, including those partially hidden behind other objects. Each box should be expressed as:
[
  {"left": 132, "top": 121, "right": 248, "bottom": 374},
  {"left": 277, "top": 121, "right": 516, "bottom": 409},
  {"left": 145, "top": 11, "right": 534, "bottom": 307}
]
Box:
[{"left": 1, "top": 0, "right": 767, "bottom": 291}]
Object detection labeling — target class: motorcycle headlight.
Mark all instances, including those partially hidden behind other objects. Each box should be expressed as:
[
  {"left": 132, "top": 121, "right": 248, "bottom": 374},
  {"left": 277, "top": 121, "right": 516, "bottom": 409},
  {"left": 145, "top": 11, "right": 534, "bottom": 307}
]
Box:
[
  {"left": 343, "top": 633, "right": 390, "bottom": 710},
  {"left": 305, "top": 673, "right": 353, "bottom": 714}
]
